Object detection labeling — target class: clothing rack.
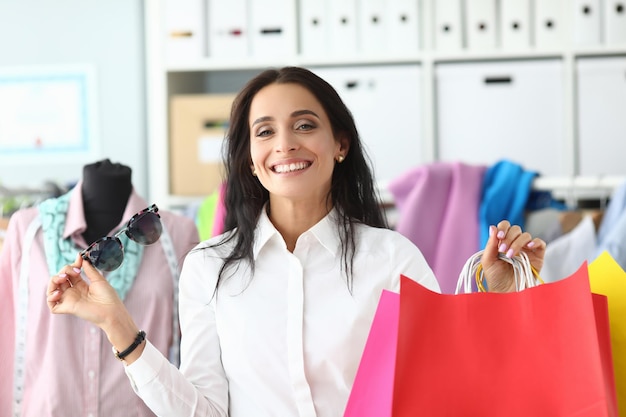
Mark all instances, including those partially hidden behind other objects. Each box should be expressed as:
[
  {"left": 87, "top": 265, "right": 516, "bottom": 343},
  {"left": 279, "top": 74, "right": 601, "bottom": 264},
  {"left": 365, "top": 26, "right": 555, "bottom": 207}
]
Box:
[
  {"left": 0, "top": 182, "right": 67, "bottom": 217},
  {"left": 377, "top": 175, "right": 626, "bottom": 209},
  {"left": 533, "top": 175, "right": 626, "bottom": 209}
]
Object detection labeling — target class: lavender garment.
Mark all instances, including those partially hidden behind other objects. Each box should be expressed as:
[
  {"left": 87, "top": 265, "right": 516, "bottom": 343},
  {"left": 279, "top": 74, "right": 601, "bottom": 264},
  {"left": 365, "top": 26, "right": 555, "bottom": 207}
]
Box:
[{"left": 389, "top": 162, "right": 486, "bottom": 294}]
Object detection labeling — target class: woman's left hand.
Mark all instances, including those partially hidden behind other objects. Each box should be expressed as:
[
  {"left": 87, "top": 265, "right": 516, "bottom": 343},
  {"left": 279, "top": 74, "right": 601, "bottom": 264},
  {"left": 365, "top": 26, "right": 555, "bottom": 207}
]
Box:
[{"left": 481, "top": 220, "right": 546, "bottom": 293}]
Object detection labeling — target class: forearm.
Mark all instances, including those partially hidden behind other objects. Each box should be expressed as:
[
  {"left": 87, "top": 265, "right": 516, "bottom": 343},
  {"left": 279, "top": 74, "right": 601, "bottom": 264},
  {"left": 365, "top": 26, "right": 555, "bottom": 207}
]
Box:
[
  {"left": 125, "top": 342, "right": 229, "bottom": 417},
  {"left": 101, "top": 308, "right": 145, "bottom": 365}
]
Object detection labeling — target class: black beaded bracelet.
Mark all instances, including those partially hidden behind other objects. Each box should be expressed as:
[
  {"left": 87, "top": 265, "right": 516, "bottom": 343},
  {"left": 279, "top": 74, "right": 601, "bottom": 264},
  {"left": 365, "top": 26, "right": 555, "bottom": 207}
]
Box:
[{"left": 113, "top": 330, "right": 146, "bottom": 361}]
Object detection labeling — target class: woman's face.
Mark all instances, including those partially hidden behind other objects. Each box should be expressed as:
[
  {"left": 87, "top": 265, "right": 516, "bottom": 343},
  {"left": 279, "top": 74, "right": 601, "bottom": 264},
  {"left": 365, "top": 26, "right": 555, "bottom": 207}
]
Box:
[{"left": 248, "top": 82, "right": 347, "bottom": 203}]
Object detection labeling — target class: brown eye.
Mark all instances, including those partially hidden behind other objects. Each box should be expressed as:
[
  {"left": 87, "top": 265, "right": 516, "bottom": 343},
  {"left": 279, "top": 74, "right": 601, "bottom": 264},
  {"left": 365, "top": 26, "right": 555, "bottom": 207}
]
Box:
[
  {"left": 296, "top": 122, "right": 315, "bottom": 131},
  {"left": 256, "top": 128, "right": 272, "bottom": 137}
]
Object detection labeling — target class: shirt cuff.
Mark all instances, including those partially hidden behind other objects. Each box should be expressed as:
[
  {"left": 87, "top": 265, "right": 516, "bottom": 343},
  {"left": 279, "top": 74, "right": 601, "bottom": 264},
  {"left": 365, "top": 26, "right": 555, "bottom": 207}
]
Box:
[{"left": 124, "top": 340, "right": 164, "bottom": 392}]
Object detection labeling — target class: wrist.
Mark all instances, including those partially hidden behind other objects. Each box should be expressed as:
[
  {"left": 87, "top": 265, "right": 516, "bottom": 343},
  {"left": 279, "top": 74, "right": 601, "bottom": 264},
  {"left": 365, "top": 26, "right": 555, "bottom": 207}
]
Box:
[
  {"left": 102, "top": 313, "right": 145, "bottom": 363},
  {"left": 113, "top": 330, "right": 146, "bottom": 361}
]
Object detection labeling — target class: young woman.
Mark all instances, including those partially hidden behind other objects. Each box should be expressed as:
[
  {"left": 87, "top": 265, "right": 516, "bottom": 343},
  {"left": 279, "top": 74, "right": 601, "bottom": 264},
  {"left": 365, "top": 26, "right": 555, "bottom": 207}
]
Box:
[{"left": 47, "top": 67, "right": 546, "bottom": 417}]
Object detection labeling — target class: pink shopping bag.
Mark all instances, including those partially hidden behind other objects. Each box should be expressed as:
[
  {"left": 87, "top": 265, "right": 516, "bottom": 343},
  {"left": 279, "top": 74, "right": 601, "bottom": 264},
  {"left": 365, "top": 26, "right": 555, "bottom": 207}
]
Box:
[{"left": 343, "top": 290, "right": 399, "bottom": 417}]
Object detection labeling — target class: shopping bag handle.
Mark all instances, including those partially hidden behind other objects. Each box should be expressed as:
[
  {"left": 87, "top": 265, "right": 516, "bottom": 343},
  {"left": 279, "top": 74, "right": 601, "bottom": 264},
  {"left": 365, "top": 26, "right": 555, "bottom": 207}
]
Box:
[{"left": 455, "top": 250, "right": 544, "bottom": 294}]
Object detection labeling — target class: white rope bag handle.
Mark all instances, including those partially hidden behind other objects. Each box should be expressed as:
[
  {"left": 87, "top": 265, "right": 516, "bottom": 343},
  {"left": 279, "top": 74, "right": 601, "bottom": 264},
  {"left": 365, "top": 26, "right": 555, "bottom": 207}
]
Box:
[{"left": 455, "top": 250, "right": 543, "bottom": 294}]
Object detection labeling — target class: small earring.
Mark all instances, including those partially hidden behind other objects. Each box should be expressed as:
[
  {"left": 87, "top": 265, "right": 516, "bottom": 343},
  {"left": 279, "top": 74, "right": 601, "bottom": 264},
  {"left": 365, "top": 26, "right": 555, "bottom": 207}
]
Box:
[
  {"left": 251, "top": 166, "right": 257, "bottom": 176},
  {"left": 336, "top": 155, "right": 345, "bottom": 163}
]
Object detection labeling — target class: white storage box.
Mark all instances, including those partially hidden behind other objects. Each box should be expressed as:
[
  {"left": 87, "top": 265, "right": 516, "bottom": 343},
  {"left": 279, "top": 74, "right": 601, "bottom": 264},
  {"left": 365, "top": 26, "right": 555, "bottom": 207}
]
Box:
[
  {"left": 577, "top": 57, "right": 626, "bottom": 176},
  {"left": 311, "top": 64, "right": 423, "bottom": 184},
  {"left": 435, "top": 59, "right": 565, "bottom": 175},
  {"left": 163, "top": 0, "right": 205, "bottom": 63}
]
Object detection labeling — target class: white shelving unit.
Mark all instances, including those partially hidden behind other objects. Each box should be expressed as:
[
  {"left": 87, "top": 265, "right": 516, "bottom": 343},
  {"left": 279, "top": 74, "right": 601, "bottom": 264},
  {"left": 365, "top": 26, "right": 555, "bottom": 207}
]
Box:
[{"left": 144, "top": 0, "right": 626, "bottom": 211}]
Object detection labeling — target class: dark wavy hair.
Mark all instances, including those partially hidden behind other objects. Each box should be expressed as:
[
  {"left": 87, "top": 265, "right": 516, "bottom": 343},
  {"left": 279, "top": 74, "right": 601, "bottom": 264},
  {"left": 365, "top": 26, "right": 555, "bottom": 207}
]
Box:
[{"left": 211, "top": 66, "right": 387, "bottom": 290}]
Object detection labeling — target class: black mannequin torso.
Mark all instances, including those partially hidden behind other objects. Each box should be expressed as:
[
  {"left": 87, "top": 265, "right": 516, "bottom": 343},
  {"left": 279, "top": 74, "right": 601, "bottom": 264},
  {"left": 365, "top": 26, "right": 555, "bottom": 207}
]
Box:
[{"left": 81, "top": 159, "right": 133, "bottom": 245}]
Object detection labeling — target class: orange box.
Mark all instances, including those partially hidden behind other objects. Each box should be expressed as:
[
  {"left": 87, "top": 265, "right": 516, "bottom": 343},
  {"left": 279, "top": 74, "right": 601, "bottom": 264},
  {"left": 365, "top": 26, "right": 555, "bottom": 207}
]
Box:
[{"left": 169, "top": 94, "right": 235, "bottom": 196}]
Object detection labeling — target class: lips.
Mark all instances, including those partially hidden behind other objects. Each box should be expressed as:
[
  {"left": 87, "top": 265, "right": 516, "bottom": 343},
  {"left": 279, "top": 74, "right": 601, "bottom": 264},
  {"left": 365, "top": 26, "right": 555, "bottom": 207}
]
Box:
[{"left": 272, "top": 161, "right": 312, "bottom": 173}]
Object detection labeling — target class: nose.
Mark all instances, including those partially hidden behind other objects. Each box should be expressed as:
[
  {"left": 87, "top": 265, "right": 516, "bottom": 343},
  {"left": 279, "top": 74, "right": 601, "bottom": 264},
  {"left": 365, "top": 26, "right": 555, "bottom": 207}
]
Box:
[{"left": 275, "top": 130, "right": 299, "bottom": 153}]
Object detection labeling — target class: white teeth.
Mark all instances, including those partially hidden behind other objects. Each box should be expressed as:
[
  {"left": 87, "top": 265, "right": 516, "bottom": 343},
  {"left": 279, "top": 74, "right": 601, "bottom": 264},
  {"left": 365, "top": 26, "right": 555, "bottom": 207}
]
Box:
[{"left": 274, "top": 162, "right": 309, "bottom": 173}]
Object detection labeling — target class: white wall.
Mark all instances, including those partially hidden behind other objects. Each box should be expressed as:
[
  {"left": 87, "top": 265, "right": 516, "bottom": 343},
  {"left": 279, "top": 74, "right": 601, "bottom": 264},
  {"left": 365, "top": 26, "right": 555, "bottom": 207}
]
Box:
[{"left": 0, "top": 0, "right": 148, "bottom": 197}]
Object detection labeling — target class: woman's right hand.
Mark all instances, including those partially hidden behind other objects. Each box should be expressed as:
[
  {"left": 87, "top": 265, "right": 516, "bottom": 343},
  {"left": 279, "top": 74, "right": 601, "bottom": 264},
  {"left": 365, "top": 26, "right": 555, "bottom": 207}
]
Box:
[
  {"left": 47, "top": 254, "right": 145, "bottom": 362},
  {"left": 46, "top": 254, "right": 126, "bottom": 330}
]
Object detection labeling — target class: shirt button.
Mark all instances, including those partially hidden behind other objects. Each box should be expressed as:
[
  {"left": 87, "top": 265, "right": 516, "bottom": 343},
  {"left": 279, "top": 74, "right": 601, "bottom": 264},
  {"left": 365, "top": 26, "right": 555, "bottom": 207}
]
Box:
[
  {"left": 90, "top": 327, "right": 97, "bottom": 334},
  {"left": 87, "top": 413, "right": 94, "bottom": 417},
  {"left": 88, "top": 370, "right": 95, "bottom": 379}
]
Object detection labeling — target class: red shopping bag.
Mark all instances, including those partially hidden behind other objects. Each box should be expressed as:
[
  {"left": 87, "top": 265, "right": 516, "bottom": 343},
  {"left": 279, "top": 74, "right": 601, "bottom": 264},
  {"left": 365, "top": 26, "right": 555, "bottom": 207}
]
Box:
[
  {"left": 393, "top": 263, "right": 617, "bottom": 417},
  {"left": 344, "top": 290, "right": 399, "bottom": 417},
  {"left": 589, "top": 251, "right": 626, "bottom": 416},
  {"left": 592, "top": 292, "right": 619, "bottom": 416}
]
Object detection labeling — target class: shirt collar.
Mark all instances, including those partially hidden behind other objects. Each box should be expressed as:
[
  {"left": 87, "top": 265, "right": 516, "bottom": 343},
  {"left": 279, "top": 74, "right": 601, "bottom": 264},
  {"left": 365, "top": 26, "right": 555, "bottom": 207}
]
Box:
[
  {"left": 63, "top": 181, "right": 148, "bottom": 241},
  {"left": 252, "top": 205, "right": 341, "bottom": 259},
  {"left": 308, "top": 209, "right": 340, "bottom": 257}
]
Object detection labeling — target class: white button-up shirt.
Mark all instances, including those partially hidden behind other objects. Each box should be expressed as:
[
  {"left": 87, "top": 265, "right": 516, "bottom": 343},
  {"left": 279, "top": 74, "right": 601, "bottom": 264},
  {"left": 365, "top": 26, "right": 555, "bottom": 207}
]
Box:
[{"left": 126, "top": 209, "right": 439, "bottom": 417}]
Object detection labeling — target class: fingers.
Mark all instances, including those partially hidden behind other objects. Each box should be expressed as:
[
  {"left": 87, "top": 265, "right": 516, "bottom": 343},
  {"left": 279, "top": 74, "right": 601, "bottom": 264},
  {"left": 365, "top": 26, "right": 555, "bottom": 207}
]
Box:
[
  {"left": 525, "top": 236, "right": 547, "bottom": 254},
  {"left": 49, "top": 262, "right": 82, "bottom": 290},
  {"left": 46, "top": 260, "right": 82, "bottom": 308},
  {"left": 72, "top": 252, "right": 83, "bottom": 268},
  {"left": 491, "top": 220, "right": 536, "bottom": 258},
  {"left": 483, "top": 219, "right": 547, "bottom": 269},
  {"left": 47, "top": 254, "right": 87, "bottom": 310},
  {"left": 482, "top": 220, "right": 543, "bottom": 266},
  {"left": 81, "top": 256, "right": 108, "bottom": 283},
  {"left": 482, "top": 224, "right": 502, "bottom": 266},
  {"left": 480, "top": 220, "right": 548, "bottom": 292}
]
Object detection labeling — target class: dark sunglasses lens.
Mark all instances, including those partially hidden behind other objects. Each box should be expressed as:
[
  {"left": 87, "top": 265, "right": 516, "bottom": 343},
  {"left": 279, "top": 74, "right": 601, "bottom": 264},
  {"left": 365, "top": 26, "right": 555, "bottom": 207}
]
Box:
[
  {"left": 127, "top": 212, "right": 162, "bottom": 245},
  {"left": 86, "top": 238, "right": 124, "bottom": 271}
]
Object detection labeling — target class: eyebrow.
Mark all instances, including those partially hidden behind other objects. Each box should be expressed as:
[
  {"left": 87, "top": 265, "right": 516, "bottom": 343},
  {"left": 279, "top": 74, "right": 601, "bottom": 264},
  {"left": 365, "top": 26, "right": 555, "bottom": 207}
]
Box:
[{"left": 251, "top": 109, "right": 320, "bottom": 127}]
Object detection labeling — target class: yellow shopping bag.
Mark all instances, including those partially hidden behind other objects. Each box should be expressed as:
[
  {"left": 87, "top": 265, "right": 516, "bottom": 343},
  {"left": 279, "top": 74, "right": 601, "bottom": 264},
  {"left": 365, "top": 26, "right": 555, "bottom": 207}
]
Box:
[{"left": 590, "top": 251, "right": 626, "bottom": 416}]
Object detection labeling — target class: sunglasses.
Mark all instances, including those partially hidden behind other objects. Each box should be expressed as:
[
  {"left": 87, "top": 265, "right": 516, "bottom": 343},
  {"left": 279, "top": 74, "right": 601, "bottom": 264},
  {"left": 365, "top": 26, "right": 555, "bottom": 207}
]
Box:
[{"left": 79, "top": 204, "right": 162, "bottom": 271}]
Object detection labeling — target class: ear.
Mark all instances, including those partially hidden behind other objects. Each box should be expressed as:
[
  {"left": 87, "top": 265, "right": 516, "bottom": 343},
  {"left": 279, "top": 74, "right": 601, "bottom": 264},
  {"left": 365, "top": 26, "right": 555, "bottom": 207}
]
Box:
[{"left": 337, "top": 133, "right": 350, "bottom": 155}]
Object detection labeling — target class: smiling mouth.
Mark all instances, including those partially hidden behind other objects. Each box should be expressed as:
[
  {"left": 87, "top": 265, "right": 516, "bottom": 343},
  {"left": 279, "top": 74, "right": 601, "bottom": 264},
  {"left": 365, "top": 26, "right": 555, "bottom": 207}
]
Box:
[{"left": 272, "top": 162, "right": 312, "bottom": 173}]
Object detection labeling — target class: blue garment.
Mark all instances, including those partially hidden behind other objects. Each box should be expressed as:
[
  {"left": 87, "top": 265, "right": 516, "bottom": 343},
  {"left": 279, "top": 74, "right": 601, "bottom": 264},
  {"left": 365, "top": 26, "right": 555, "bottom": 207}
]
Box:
[
  {"left": 594, "top": 209, "right": 626, "bottom": 271},
  {"left": 596, "top": 179, "right": 626, "bottom": 248},
  {"left": 479, "top": 160, "right": 537, "bottom": 248},
  {"left": 525, "top": 190, "right": 567, "bottom": 212},
  {"left": 594, "top": 179, "right": 626, "bottom": 268}
]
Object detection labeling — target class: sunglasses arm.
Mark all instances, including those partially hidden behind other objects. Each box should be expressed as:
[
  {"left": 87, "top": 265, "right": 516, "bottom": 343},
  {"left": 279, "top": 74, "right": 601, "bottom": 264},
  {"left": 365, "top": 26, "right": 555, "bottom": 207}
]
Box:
[{"left": 113, "top": 228, "right": 127, "bottom": 239}]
